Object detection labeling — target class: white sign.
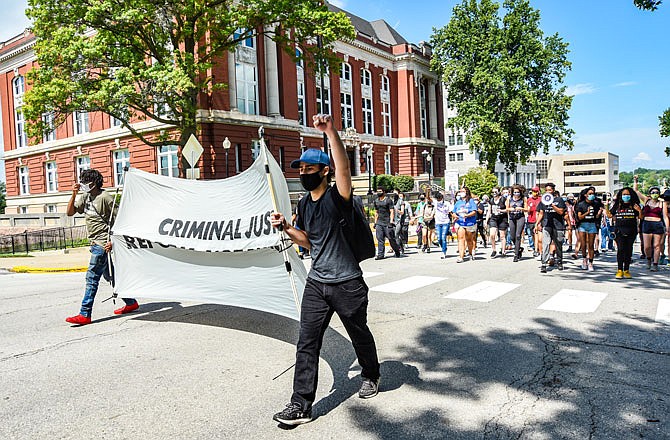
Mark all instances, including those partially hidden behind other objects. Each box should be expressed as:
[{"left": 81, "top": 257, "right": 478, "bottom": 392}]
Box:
[{"left": 182, "top": 134, "right": 204, "bottom": 167}]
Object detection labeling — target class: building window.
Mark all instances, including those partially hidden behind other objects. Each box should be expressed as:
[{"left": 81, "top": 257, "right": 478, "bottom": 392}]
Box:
[
  {"left": 235, "top": 144, "right": 243, "bottom": 173},
  {"left": 449, "top": 153, "right": 456, "bottom": 162},
  {"left": 46, "top": 161, "right": 58, "bottom": 193},
  {"left": 457, "top": 153, "right": 464, "bottom": 161},
  {"left": 74, "top": 111, "right": 90, "bottom": 135},
  {"left": 457, "top": 134, "right": 464, "bottom": 145},
  {"left": 234, "top": 28, "right": 255, "bottom": 48},
  {"left": 42, "top": 112, "right": 56, "bottom": 142},
  {"left": 341, "top": 92, "right": 353, "bottom": 129},
  {"left": 419, "top": 83, "right": 427, "bottom": 138},
  {"left": 110, "top": 115, "right": 123, "bottom": 127},
  {"left": 384, "top": 151, "right": 392, "bottom": 175},
  {"left": 362, "top": 98, "right": 373, "bottom": 135},
  {"left": 113, "top": 149, "right": 130, "bottom": 186},
  {"left": 316, "top": 74, "right": 331, "bottom": 115},
  {"left": 13, "top": 75, "right": 25, "bottom": 97},
  {"left": 20, "top": 206, "right": 27, "bottom": 214},
  {"left": 341, "top": 62, "right": 352, "bottom": 82},
  {"left": 236, "top": 62, "right": 258, "bottom": 115},
  {"left": 46, "top": 204, "right": 57, "bottom": 213},
  {"left": 76, "top": 156, "right": 91, "bottom": 181},
  {"left": 19, "top": 166, "right": 29, "bottom": 195},
  {"left": 296, "top": 49, "right": 306, "bottom": 126},
  {"left": 158, "top": 145, "right": 179, "bottom": 177},
  {"left": 361, "top": 68, "right": 372, "bottom": 87},
  {"left": 381, "top": 102, "right": 391, "bottom": 137},
  {"left": 15, "top": 108, "right": 27, "bottom": 148}
]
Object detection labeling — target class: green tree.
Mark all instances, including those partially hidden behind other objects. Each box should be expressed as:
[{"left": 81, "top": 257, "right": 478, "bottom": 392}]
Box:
[
  {"left": 0, "top": 181, "right": 6, "bottom": 214},
  {"left": 634, "top": 0, "right": 662, "bottom": 10},
  {"left": 461, "top": 167, "right": 499, "bottom": 198},
  {"left": 431, "top": 0, "right": 574, "bottom": 173},
  {"left": 24, "top": 0, "right": 354, "bottom": 154},
  {"left": 660, "top": 108, "right": 670, "bottom": 156}
]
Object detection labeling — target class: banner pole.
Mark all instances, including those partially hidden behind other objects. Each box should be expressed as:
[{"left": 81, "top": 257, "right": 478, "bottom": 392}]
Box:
[
  {"left": 103, "top": 166, "right": 128, "bottom": 304},
  {"left": 259, "top": 127, "right": 301, "bottom": 316}
]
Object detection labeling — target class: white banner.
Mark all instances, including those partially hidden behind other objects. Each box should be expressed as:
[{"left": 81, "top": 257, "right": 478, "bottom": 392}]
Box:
[
  {"left": 111, "top": 141, "right": 305, "bottom": 320},
  {"left": 113, "top": 146, "right": 292, "bottom": 252}
]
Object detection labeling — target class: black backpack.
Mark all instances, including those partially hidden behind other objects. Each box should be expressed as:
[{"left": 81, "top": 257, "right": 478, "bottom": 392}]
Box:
[{"left": 298, "top": 190, "right": 375, "bottom": 263}]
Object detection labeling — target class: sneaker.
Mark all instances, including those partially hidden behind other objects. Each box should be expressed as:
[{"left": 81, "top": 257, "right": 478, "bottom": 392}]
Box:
[
  {"left": 623, "top": 270, "right": 632, "bottom": 279},
  {"left": 588, "top": 263, "right": 594, "bottom": 272},
  {"left": 456, "top": 257, "right": 464, "bottom": 263},
  {"left": 426, "top": 247, "right": 431, "bottom": 253},
  {"left": 594, "top": 250, "right": 600, "bottom": 257},
  {"left": 375, "top": 256, "right": 385, "bottom": 260},
  {"left": 394, "top": 252, "right": 401, "bottom": 258},
  {"left": 65, "top": 314, "right": 91, "bottom": 325},
  {"left": 359, "top": 377, "right": 380, "bottom": 399},
  {"left": 513, "top": 256, "right": 519, "bottom": 262},
  {"left": 615, "top": 270, "right": 623, "bottom": 279},
  {"left": 650, "top": 264, "right": 659, "bottom": 272},
  {"left": 470, "top": 254, "right": 475, "bottom": 261},
  {"left": 571, "top": 253, "right": 578, "bottom": 260},
  {"left": 490, "top": 251, "right": 497, "bottom": 258},
  {"left": 557, "top": 262, "right": 564, "bottom": 271},
  {"left": 647, "top": 259, "right": 652, "bottom": 270},
  {"left": 533, "top": 251, "right": 539, "bottom": 257},
  {"left": 540, "top": 265, "right": 547, "bottom": 273},
  {"left": 273, "top": 402, "right": 312, "bottom": 426},
  {"left": 581, "top": 259, "right": 588, "bottom": 270},
  {"left": 566, "top": 246, "right": 573, "bottom": 253},
  {"left": 114, "top": 302, "right": 139, "bottom": 315},
  {"left": 548, "top": 258, "right": 555, "bottom": 267}
]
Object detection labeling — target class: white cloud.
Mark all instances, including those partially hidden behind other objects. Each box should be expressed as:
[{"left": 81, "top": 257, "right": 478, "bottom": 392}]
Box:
[
  {"left": 613, "top": 81, "right": 637, "bottom": 87},
  {"left": 632, "top": 152, "right": 652, "bottom": 163},
  {"left": 565, "top": 83, "right": 597, "bottom": 96},
  {"left": 328, "top": 0, "right": 347, "bottom": 8}
]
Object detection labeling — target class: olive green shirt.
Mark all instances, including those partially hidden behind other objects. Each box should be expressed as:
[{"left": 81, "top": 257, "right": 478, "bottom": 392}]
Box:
[{"left": 74, "top": 191, "right": 117, "bottom": 246}]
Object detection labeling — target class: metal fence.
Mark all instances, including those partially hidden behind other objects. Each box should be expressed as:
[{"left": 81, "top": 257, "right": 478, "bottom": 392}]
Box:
[{"left": 0, "top": 226, "right": 89, "bottom": 255}]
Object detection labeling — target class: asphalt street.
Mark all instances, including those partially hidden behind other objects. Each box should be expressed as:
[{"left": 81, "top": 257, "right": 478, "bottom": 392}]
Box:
[{"left": 0, "top": 242, "right": 668, "bottom": 439}]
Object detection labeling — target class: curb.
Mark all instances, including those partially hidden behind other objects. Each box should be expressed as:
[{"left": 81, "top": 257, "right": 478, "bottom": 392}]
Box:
[{"left": 9, "top": 266, "right": 88, "bottom": 273}]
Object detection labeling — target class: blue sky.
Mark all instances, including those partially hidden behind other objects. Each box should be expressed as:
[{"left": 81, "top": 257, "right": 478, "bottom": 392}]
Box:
[{"left": 1, "top": 0, "right": 669, "bottom": 183}]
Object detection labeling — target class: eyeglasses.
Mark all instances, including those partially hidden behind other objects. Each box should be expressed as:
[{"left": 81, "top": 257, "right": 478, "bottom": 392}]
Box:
[{"left": 650, "top": 191, "right": 660, "bottom": 195}]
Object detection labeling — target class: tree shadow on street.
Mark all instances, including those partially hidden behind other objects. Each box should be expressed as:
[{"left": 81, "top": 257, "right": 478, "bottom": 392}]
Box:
[{"left": 346, "top": 316, "right": 669, "bottom": 439}]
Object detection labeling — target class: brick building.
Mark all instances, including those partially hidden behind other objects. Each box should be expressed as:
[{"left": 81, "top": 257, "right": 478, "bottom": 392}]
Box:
[{"left": 1, "top": 4, "right": 444, "bottom": 214}]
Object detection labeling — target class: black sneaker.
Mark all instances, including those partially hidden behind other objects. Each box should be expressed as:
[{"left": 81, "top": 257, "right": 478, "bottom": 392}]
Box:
[
  {"left": 273, "top": 402, "right": 312, "bottom": 426},
  {"left": 540, "top": 265, "right": 547, "bottom": 273},
  {"left": 513, "top": 256, "right": 519, "bottom": 262},
  {"left": 557, "top": 262, "right": 564, "bottom": 271},
  {"left": 359, "top": 377, "right": 380, "bottom": 399},
  {"left": 374, "top": 256, "right": 385, "bottom": 260},
  {"left": 490, "top": 251, "right": 497, "bottom": 258}
]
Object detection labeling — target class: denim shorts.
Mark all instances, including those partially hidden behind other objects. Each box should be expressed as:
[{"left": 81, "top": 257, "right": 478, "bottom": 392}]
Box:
[
  {"left": 577, "top": 222, "right": 598, "bottom": 234},
  {"left": 641, "top": 220, "right": 665, "bottom": 235}
]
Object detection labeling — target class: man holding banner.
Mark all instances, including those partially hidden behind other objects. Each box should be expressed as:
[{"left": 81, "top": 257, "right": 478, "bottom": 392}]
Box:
[{"left": 270, "top": 115, "right": 381, "bottom": 426}]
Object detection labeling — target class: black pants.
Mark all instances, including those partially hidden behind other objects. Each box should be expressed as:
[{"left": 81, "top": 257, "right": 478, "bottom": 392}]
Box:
[
  {"left": 476, "top": 221, "right": 487, "bottom": 246},
  {"left": 509, "top": 216, "right": 526, "bottom": 256},
  {"left": 291, "top": 277, "right": 380, "bottom": 410},
  {"left": 376, "top": 224, "right": 400, "bottom": 257},
  {"left": 615, "top": 233, "right": 637, "bottom": 271}
]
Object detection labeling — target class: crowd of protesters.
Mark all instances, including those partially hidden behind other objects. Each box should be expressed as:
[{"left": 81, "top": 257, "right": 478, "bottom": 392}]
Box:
[{"left": 369, "top": 176, "right": 670, "bottom": 278}]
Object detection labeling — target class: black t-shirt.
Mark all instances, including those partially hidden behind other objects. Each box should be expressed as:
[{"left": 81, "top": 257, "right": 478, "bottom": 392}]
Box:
[
  {"left": 490, "top": 196, "right": 507, "bottom": 218},
  {"left": 296, "top": 186, "right": 362, "bottom": 283},
  {"left": 613, "top": 205, "right": 639, "bottom": 236},
  {"left": 537, "top": 195, "right": 566, "bottom": 230},
  {"left": 508, "top": 197, "right": 525, "bottom": 219},
  {"left": 373, "top": 196, "right": 395, "bottom": 226},
  {"left": 477, "top": 202, "right": 489, "bottom": 222},
  {"left": 575, "top": 200, "right": 597, "bottom": 223}
]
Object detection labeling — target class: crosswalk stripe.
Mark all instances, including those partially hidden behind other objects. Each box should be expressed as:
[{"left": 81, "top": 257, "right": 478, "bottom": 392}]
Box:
[
  {"left": 537, "top": 289, "right": 608, "bottom": 314},
  {"left": 655, "top": 299, "right": 670, "bottom": 325},
  {"left": 363, "top": 272, "right": 384, "bottom": 279},
  {"left": 444, "top": 281, "right": 521, "bottom": 303},
  {"left": 371, "top": 275, "right": 445, "bottom": 294}
]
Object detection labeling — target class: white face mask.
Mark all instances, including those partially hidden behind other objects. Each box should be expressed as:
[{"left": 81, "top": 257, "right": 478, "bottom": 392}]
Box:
[
  {"left": 79, "top": 182, "right": 93, "bottom": 193},
  {"left": 458, "top": 192, "right": 466, "bottom": 199}
]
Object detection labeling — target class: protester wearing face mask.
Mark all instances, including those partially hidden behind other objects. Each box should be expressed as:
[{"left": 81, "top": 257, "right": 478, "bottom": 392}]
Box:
[
  {"left": 64, "top": 169, "right": 139, "bottom": 325},
  {"left": 526, "top": 187, "right": 541, "bottom": 256},
  {"left": 476, "top": 195, "right": 490, "bottom": 248},
  {"left": 575, "top": 187, "right": 602, "bottom": 271},
  {"left": 413, "top": 195, "right": 427, "bottom": 249},
  {"left": 373, "top": 187, "right": 402, "bottom": 259},
  {"left": 488, "top": 187, "right": 508, "bottom": 258},
  {"left": 534, "top": 183, "right": 567, "bottom": 273},
  {"left": 605, "top": 188, "right": 642, "bottom": 279},
  {"left": 564, "top": 193, "right": 576, "bottom": 254},
  {"left": 505, "top": 185, "right": 528, "bottom": 262},
  {"left": 634, "top": 179, "right": 666, "bottom": 271},
  {"left": 451, "top": 187, "right": 479, "bottom": 262},
  {"left": 434, "top": 192, "right": 452, "bottom": 259}
]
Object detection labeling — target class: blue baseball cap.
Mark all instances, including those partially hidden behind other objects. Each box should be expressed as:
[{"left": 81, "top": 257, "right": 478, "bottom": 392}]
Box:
[{"left": 290, "top": 148, "right": 331, "bottom": 169}]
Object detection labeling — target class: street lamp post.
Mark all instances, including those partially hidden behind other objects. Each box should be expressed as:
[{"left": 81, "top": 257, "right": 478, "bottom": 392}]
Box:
[
  {"left": 422, "top": 150, "right": 432, "bottom": 188},
  {"left": 364, "top": 144, "right": 374, "bottom": 195},
  {"left": 222, "top": 137, "right": 231, "bottom": 177}
]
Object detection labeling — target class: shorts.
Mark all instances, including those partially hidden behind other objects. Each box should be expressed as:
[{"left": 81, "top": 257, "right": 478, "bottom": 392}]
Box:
[
  {"left": 488, "top": 216, "right": 508, "bottom": 231},
  {"left": 459, "top": 225, "right": 477, "bottom": 233},
  {"left": 577, "top": 222, "right": 598, "bottom": 234},
  {"left": 426, "top": 219, "right": 436, "bottom": 229},
  {"left": 641, "top": 220, "right": 665, "bottom": 235}
]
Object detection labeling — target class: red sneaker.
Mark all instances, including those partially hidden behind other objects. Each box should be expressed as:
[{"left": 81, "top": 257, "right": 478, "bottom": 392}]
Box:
[
  {"left": 65, "top": 314, "right": 91, "bottom": 325},
  {"left": 114, "top": 302, "right": 139, "bottom": 315}
]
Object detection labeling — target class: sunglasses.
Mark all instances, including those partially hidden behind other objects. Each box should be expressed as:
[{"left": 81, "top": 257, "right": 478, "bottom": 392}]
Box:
[{"left": 650, "top": 192, "right": 660, "bottom": 195}]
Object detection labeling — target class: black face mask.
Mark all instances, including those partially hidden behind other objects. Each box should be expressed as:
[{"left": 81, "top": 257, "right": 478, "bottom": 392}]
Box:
[
  {"left": 299, "top": 171, "right": 324, "bottom": 192},
  {"left": 377, "top": 192, "right": 384, "bottom": 198}
]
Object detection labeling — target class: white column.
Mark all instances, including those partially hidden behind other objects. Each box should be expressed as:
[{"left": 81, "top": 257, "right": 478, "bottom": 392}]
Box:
[
  {"left": 264, "top": 30, "right": 281, "bottom": 117},
  {"left": 354, "top": 144, "right": 361, "bottom": 176},
  {"left": 428, "top": 80, "right": 439, "bottom": 140},
  {"left": 228, "top": 51, "right": 238, "bottom": 111}
]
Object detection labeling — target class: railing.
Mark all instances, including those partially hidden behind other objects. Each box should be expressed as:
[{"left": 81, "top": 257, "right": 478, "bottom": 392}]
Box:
[{"left": 0, "top": 225, "right": 89, "bottom": 255}]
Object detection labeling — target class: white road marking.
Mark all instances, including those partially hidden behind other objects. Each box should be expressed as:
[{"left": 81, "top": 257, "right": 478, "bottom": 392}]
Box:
[
  {"left": 444, "top": 281, "right": 521, "bottom": 303},
  {"left": 371, "top": 276, "right": 445, "bottom": 294},
  {"left": 363, "top": 271, "right": 384, "bottom": 279},
  {"left": 537, "top": 289, "right": 608, "bottom": 314},
  {"left": 655, "top": 299, "right": 670, "bottom": 326}
]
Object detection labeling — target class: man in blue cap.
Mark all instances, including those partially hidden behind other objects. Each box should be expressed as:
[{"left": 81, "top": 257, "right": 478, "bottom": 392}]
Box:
[{"left": 270, "top": 114, "right": 381, "bottom": 426}]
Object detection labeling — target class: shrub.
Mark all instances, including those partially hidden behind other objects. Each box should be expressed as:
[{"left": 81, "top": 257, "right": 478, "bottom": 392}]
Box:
[{"left": 394, "top": 175, "right": 415, "bottom": 192}]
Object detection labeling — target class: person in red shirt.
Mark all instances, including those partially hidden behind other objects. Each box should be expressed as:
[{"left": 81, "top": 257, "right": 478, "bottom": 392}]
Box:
[{"left": 526, "top": 186, "right": 541, "bottom": 257}]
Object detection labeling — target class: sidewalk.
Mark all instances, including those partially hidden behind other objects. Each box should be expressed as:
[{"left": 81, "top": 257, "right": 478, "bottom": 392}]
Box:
[{"left": 0, "top": 246, "right": 90, "bottom": 273}]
